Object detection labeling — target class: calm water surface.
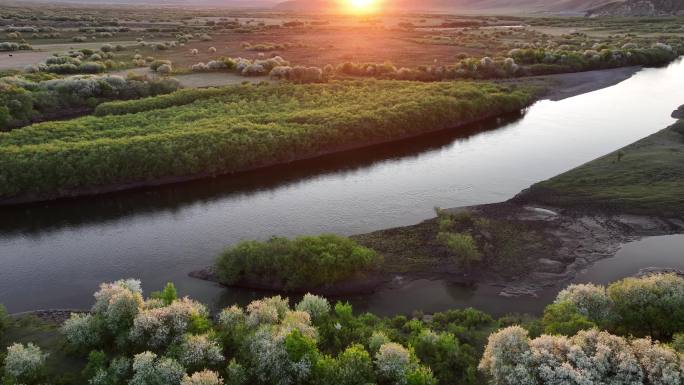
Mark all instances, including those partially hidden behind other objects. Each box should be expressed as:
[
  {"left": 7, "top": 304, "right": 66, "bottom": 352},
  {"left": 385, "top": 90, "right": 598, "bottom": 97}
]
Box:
[{"left": 1, "top": 59, "right": 683, "bottom": 315}]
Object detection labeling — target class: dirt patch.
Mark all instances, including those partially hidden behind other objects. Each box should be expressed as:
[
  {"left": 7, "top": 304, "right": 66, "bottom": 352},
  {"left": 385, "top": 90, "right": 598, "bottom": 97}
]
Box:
[
  {"left": 0, "top": 51, "right": 53, "bottom": 71},
  {"left": 499, "top": 66, "right": 640, "bottom": 101}
]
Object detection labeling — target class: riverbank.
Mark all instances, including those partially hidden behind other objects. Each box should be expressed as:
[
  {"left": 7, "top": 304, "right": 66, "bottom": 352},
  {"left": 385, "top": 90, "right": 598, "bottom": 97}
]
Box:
[
  {"left": 0, "top": 66, "right": 643, "bottom": 206},
  {"left": 193, "top": 112, "right": 684, "bottom": 298},
  {"left": 0, "top": 80, "right": 535, "bottom": 205},
  {"left": 368, "top": 116, "right": 684, "bottom": 296}
]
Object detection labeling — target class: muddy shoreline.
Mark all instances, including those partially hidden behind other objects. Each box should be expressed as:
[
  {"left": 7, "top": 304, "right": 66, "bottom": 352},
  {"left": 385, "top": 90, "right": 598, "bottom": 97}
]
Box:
[{"left": 190, "top": 199, "right": 684, "bottom": 298}]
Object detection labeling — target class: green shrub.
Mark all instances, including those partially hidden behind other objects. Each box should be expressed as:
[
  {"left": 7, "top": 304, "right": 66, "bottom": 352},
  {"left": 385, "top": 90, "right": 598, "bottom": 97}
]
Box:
[
  {"left": 0, "top": 304, "right": 10, "bottom": 337},
  {"left": 541, "top": 301, "right": 596, "bottom": 335},
  {"left": 437, "top": 232, "right": 481, "bottom": 268},
  {"left": 607, "top": 273, "right": 684, "bottom": 339},
  {"left": 1, "top": 81, "right": 533, "bottom": 200},
  {"left": 215, "top": 234, "right": 379, "bottom": 289}
]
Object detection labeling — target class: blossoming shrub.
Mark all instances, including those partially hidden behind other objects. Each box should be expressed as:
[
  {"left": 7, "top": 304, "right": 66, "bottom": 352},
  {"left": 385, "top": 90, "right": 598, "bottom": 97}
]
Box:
[
  {"left": 130, "top": 351, "right": 185, "bottom": 385},
  {"left": 0, "top": 74, "right": 180, "bottom": 130},
  {"left": 544, "top": 274, "right": 684, "bottom": 339},
  {"left": 479, "top": 326, "right": 684, "bottom": 385},
  {"left": 61, "top": 313, "right": 104, "bottom": 350},
  {"left": 129, "top": 297, "right": 210, "bottom": 350},
  {"left": 181, "top": 369, "right": 223, "bottom": 385},
  {"left": 49, "top": 278, "right": 502, "bottom": 385},
  {"left": 554, "top": 283, "right": 610, "bottom": 323},
  {"left": 96, "top": 279, "right": 145, "bottom": 339},
  {"left": 171, "top": 334, "right": 224, "bottom": 371},
  {"left": 295, "top": 294, "right": 330, "bottom": 322},
  {"left": 2, "top": 342, "right": 48, "bottom": 384}
]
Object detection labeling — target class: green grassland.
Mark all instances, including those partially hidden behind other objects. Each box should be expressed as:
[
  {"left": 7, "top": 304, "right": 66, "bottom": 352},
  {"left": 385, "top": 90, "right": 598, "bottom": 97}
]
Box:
[
  {"left": 0, "top": 80, "right": 534, "bottom": 202},
  {"left": 520, "top": 119, "right": 684, "bottom": 217}
]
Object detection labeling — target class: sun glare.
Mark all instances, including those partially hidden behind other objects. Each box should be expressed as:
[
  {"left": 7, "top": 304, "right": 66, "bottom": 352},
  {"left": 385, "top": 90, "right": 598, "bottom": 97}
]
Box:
[{"left": 346, "top": 0, "right": 379, "bottom": 13}]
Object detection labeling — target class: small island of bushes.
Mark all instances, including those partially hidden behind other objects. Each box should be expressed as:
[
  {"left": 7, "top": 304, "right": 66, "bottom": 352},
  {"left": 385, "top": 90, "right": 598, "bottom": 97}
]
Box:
[{"left": 215, "top": 234, "right": 380, "bottom": 291}]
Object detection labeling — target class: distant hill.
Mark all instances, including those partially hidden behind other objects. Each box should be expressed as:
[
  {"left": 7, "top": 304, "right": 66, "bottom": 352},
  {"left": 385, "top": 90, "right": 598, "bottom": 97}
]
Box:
[
  {"left": 274, "top": 0, "right": 615, "bottom": 15},
  {"left": 274, "top": 0, "right": 684, "bottom": 15},
  {"left": 23, "top": 0, "right": 275, "bottom": 8},
  {"left": 587, "top": 0, "right": 684, "bottom": 16}
]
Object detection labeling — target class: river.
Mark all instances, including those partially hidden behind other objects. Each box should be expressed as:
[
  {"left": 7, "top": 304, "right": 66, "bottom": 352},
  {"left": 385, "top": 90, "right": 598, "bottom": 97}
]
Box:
[{"left": 1, "top": 59, "right": 683, "bottom": 315}]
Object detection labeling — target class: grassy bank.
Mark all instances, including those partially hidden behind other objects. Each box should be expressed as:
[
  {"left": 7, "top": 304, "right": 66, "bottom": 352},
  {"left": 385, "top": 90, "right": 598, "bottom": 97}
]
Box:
[
  {"left": 0, "top": 80, "right": 534, "bottom": 202},
  {"left": 518, "top": 119, "right": 684, "bottom": 217}
]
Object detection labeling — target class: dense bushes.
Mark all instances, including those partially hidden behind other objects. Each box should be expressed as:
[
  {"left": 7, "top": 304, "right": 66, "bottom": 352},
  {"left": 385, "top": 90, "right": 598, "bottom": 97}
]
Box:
[
  {"left": 541, "top": 274, "right": 684, "bottom": 340},
  {"left": 0, "top": 42, "right": 32, "bottom": 51},
  {"left": 5, "top": 273, "right": 684, "bottom": 385},
  {"left": 215, "top": 234, "right": 379, "bottom": 290},
  {"left": 2, "top": 342, "right": 49, "bottom": 385},
  {"left": 333, "top": 42, "right": 682, "bottom": 82},
  {"left": 0, "top": 80, "right": 533, "bottom": 200},
  {"left": 479, "top": 326, "right": 684, "bottom": 385},
  {"left": 0, "top": 75, "right": 180, "bottom": 130},
  {"left": 0, "top": 304, "right": 9, "bottom": 339},
  {"left": 47, "top": 279, "right": 492, "bottom": 385}
]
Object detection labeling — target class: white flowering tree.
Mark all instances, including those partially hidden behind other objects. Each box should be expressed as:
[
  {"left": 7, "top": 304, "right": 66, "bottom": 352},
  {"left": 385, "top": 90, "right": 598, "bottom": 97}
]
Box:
[
  {"left": 2, "top": 342, "right": 48, "bottom": 384},
  {"left": 180, "top": 369, "right": 223, "bottom": 385},
  {"left": 295, "top": 294, "right": 330, "bottom": 322},
  {"left": 277, "top": 311, "right": 317, "bottom": 340},
  {"left": 130, "top": 351, "right": 185, "bottom": 385},
  {"left": 62, "top": 312, "right": 103, "bottom": 350},
  {"left": 246, "top": 328, "right": 313, "bottom": 385},
  {"left": 374, "top": 342, "right": 413, "bottom": 385},
  {"left": 479, "top": 326, "right": 684, "bottom": 385},
  {"left": 554, "top": 283, "right": 611, "bottom": 323},
  {"left": 129, "top": 297, "right": 209, "bottom": 350},
  {"left": 245, "top": 296, "right": 289, "bottom": 328},
  {"left": 175, "top": 334, "right": 224, "bottom": 371},
  {"left": 91, "top": 279, "right": 144, "bottom": 346},
  {"left": 218, "top": 306, "right": 245, "bottom": 332}
]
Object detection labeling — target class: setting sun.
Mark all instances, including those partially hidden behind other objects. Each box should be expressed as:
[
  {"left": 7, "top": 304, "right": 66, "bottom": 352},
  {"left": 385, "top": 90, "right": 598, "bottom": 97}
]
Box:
[{"left": 346, "top": 0, "right": 379, "bottom": 13}]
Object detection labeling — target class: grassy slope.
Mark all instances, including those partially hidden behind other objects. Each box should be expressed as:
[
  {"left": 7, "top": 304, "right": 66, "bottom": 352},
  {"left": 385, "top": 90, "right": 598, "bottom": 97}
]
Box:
[{"left": 519, "top": 120, "right": 684, "bottom": 217}]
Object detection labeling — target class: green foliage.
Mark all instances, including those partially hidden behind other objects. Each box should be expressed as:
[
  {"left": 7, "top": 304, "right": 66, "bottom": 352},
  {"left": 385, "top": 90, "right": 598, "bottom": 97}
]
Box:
[
  {"left": 224, "top": 360, "right": 247, "bottom": 385},
  {"left": 215, "top": 234, "right": 379, "bottom": 290},
  {"left": 410, "top": 330, "right": 477, "bottom": 385},
  {"left": 542, "top": 274, "right": 684, "bottom": 340},
  {"left": 672, "top": 333, "right": 684, "bottom": 353},
  {"left": 0, "top": 305, "right": 9, "bottom": 338},
  {"left": 436, "top": 232, "right": 481, "bottom": 268},
  {"left": 432, "top": 209, "right": 543, "bottom": 275},
  {"left": 150, "top": 283, "right": 177, "bottom": 306},
  {"left": 82, "top": 350, "right": 107, "bottom": 380},
  {"left": 0, "top": 81, "right": 533, "bottom": 200},
  {"left": 607, "top": 273, "right": 684, "bottom": 339},
  {"left": 335, "top": 344, "right": 374, "bottom": 385},
  {"left": 541, "top": 301, "right": 596, "bottom": 336}
]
